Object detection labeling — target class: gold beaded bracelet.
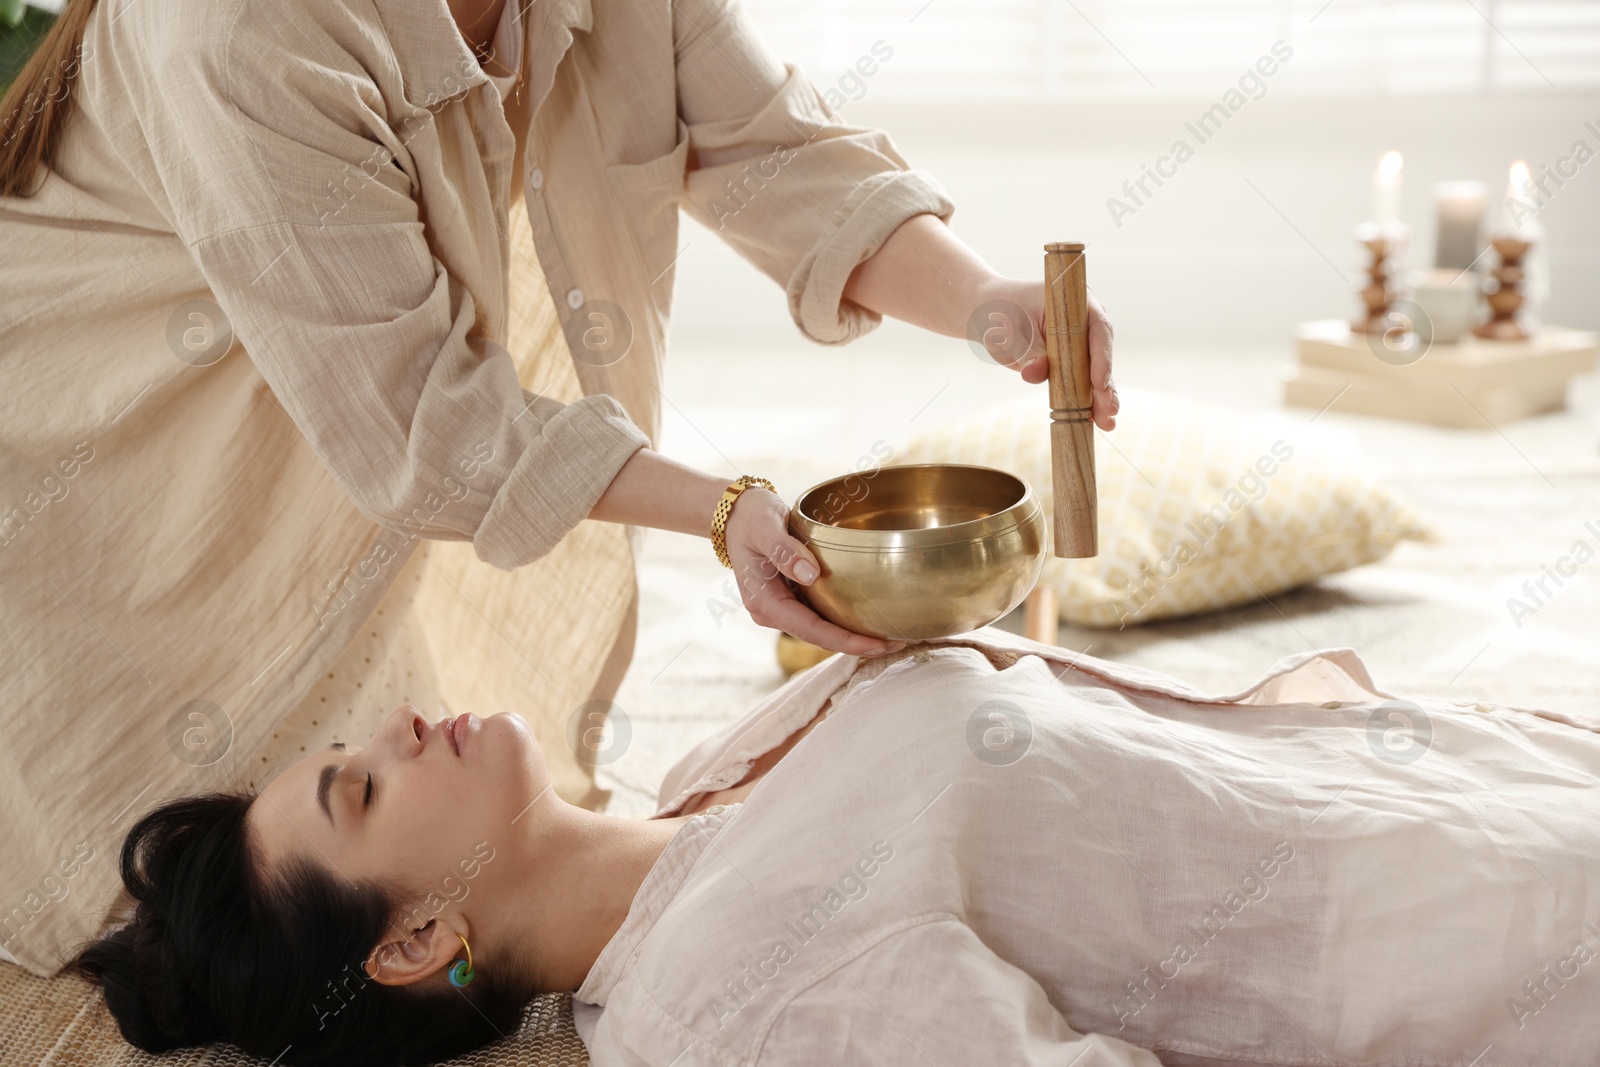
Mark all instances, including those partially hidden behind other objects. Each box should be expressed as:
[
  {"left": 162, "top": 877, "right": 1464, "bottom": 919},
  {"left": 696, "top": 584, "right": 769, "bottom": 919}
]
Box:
[{"left": 711, "top": 475, "right": 776, "bottom": 569}]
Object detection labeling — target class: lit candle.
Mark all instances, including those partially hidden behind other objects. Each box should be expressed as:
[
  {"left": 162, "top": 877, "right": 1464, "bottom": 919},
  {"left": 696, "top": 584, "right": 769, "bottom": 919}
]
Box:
[
  {"left": 1496, "top": 159, "right": 1534, "bottom": 235},
  {"left": 1432, "top": 181, "right": 1485, "bottom": 270},
  {"left": 1372, "top": 150, "right": 1403, "bottom": 231},
  {"left": 1496, "top": 159, "right": 1547, "bottom": 332}
]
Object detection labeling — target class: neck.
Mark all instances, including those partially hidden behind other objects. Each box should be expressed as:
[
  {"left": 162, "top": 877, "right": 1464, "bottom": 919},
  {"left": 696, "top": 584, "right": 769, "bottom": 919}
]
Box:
[
  {"left": 450, "top": 0, "right": 510, "bottom": 59},
  {"left": 484, "top": 802, "right": 691, "bottom": 993}
]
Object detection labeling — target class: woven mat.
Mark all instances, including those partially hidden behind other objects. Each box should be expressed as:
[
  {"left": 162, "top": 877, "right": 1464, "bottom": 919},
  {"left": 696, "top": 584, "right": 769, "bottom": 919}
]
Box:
[{"left": 0, "top": 964, "right": 589, "bottom": 1066}]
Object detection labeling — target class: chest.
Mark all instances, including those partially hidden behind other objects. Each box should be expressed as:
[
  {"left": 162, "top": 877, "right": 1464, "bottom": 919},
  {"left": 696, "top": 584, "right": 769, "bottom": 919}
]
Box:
[
  {"left": 500, "top": 65, "right": 533, "bottom": 203},
  {"left": 677, "top": 698, "right": 837, "bottom": 815}
]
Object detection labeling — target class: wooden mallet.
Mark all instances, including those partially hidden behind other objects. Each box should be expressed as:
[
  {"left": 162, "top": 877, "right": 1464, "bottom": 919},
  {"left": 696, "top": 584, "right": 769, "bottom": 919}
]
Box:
[{"left": 1042, "top": 242, "right": 1098, "bottom": 559}]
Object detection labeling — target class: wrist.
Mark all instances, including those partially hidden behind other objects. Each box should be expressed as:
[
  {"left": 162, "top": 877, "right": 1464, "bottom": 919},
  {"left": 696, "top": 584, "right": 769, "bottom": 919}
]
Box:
[
  {"left": 950, "top": 270, "right": 1023, "bottom": 339},
  {"left": 968, "top": 271, "right": 1026, "bottom": 305},
  {"left": 711, "top": 476, "right": 777, "bottom": 568},
  {"left": 589, "top": 448, "right": 746, "bottom": 538},
  {"left": 689, "top": 473, "right": 730, "bottom": 538}
]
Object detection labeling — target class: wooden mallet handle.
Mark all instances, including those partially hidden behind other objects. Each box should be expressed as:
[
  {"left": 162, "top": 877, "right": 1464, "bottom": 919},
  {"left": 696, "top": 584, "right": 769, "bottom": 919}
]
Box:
[{"left": 1043, "top": 242, "right": 1098, "bottom": 558}]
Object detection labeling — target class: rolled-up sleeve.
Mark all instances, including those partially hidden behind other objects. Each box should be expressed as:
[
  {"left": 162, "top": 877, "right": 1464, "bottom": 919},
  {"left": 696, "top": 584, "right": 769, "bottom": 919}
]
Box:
[
  {"left": 672, "top": 0, "right": 957, "bottom": 345},
  {"left": 147, "top": 9, "right": 647, "bottom": 572}
]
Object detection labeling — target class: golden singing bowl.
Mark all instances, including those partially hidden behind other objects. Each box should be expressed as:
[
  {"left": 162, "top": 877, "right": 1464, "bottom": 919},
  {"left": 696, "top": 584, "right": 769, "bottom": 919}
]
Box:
[{"left": 787, "top": 463, "right": 1046, "bottom": 641}]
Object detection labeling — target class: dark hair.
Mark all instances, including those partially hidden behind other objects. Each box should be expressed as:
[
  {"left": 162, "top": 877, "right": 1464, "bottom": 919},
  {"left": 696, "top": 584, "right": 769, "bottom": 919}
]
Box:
[{"left": 69, "top": 791, "right": 537, "bottom": 1066}]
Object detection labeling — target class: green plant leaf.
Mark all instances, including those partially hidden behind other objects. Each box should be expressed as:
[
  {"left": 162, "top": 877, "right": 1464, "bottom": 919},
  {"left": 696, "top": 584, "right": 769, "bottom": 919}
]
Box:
[{"left": 0, "top": 0, "right": 27, "bottom": 29}]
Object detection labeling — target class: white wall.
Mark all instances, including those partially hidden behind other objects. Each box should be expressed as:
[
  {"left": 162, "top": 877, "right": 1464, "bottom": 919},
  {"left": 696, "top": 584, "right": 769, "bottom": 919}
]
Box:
[{"left": 667, "top": 93, "right": 1600, "bottom": 354}]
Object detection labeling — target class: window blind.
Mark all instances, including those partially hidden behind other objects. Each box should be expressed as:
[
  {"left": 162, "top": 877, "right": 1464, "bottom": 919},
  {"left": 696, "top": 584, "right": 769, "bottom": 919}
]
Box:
[{"left": 739, "top": 0, "right": 1600, "bottom": 97}]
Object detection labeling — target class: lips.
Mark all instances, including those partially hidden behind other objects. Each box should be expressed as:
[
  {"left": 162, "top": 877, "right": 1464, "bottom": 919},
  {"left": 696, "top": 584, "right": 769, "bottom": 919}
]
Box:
[{"left": 447, "top": 713, "right": 470, "bottom": 757}]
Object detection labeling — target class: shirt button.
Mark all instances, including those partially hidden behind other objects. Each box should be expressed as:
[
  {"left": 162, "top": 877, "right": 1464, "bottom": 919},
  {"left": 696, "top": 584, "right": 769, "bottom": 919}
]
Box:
[
  {"left": 566, "top": 287, "right": 584, "bottom": 309},
  {"left": 703, "top": 804, "right": 728, "bottom": 815},
  {"left": 1473, "top": 703, "right": 1494, "bottom": 713},
  {"left": 530, "top": 167, "right": 544, "bottom": 190}
]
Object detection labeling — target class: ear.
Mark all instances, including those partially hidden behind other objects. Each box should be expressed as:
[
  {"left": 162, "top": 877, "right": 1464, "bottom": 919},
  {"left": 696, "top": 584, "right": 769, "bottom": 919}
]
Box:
[{"left": 364, "top": 917, "right": 469, "bottom": 988}]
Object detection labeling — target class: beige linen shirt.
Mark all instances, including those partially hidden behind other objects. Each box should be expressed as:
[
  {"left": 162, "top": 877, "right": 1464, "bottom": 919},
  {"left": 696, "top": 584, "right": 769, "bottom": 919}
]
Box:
[
  {"left": 574, "top": 626, "right": 1600, "bottom": 1066},
  {"left": 0, "top": 0, "right": 956, "bottom": 974}
]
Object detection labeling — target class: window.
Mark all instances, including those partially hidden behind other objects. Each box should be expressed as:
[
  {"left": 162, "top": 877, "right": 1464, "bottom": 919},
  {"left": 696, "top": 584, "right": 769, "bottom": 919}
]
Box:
[{"left": 739, "top": 0, "right": 1600, "bottom": 98}]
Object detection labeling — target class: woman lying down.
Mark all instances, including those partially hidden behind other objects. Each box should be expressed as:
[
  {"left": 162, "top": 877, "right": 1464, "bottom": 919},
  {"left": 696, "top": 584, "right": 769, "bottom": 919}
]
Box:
[{"left": 75, "top": 627, "right": 1598, "bottom": 1066}]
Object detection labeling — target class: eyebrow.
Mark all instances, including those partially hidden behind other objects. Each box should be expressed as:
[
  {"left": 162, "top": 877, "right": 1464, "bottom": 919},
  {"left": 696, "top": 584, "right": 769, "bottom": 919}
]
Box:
[{"left": 315, "top": 743, "right": 348, "bottom": 827}]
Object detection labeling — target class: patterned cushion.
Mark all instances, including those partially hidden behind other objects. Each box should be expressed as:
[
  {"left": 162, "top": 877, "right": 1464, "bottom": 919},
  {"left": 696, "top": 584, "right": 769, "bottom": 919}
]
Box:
[{"left": 895, "top": 389, "right": 1435, "bottom": 628}]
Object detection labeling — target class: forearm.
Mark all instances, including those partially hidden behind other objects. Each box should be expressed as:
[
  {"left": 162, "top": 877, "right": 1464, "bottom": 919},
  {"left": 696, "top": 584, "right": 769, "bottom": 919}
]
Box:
[
  {"left": 840, "top": 212, "right": 1001, "bottom": 338},
  {"left": 586, "top": 446, "right": 729, "bottom": 538},
  {"left": 584, "top": 225, "right": 1001, "bottom": 536},
  {"left": 587, "top": 446, "right": 893, "bottom": 654},
  {"left": 840, "top": 211, "right": 1118, "bottom": 425}
]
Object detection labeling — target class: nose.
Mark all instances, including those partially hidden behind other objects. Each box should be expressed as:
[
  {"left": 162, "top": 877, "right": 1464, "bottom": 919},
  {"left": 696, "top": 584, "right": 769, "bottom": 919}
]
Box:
[{"left": 377, "top": 704, "right": 428, "bottom": 753}]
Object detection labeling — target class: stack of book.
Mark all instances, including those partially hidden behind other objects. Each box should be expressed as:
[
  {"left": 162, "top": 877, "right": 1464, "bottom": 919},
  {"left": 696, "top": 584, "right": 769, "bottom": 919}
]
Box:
[{"left": 1285, "top": 320, "right": 1599, "bottom": 429}]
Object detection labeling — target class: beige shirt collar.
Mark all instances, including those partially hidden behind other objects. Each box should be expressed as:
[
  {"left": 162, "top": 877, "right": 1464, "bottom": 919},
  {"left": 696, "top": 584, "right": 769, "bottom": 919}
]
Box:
[{"left": 368, "top": 0, "right": 591, "bottom": 110}]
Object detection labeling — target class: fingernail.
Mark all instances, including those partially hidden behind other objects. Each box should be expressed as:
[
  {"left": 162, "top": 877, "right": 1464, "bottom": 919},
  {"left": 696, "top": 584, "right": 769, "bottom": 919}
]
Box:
[
  {"left": 795, "top": 560, "right": 818, "bottom": 583},
  {"left": 866, "top": 645, "right": 889, "bottom": 656}
]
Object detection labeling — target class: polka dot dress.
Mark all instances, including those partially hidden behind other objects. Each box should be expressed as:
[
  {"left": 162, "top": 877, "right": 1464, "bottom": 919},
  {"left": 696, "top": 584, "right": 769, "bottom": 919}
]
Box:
[{"left": 247, "top": 541, "right": 449, "bottom": 788}]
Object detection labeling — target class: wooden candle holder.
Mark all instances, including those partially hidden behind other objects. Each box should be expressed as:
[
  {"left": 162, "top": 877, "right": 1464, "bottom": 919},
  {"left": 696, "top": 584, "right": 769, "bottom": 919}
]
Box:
[
  {"left": 1351, "top": 223, "right": 1406, "bottom": 336},
  {"left": 1473, "top": 235, "right": 1532, "bottom": 342},
  {"left": 1043, "top": 242, "right": 1098, "bottom": 559}
]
